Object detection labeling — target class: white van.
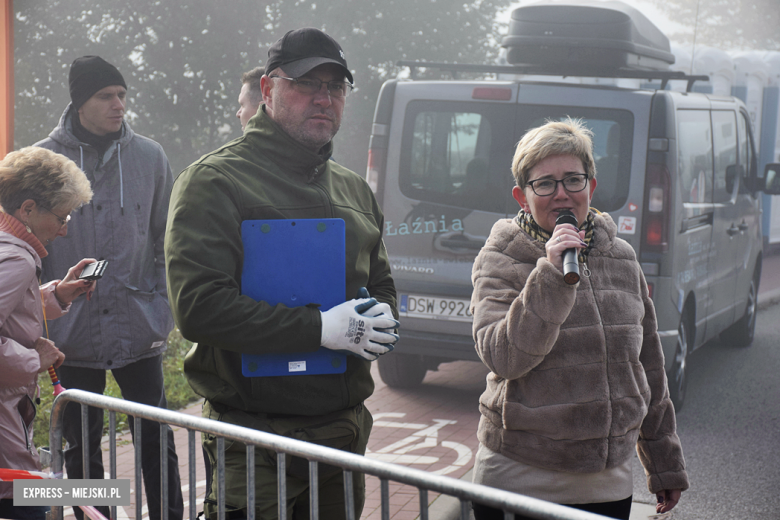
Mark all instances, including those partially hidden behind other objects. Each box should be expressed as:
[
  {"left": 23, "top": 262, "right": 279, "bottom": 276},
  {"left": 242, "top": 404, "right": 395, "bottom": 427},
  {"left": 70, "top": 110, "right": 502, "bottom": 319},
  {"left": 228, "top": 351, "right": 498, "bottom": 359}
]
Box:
[{"left": 366, "top": 0, "right": 780, "bottom": 410}]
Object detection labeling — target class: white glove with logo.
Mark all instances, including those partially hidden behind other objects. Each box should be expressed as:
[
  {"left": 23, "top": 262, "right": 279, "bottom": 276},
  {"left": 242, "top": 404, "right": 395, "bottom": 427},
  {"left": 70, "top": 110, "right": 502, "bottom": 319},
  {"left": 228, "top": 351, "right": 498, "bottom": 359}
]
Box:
[{"left": 321, "top": 298, "right": 400, "bottom": 361}]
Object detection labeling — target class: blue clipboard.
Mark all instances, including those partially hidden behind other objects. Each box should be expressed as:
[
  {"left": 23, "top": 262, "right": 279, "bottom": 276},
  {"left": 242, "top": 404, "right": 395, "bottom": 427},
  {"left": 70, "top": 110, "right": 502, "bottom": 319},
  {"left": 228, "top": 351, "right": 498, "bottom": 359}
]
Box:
[{"left": 240, "top": 218, "right": 347, "bottom": 377}]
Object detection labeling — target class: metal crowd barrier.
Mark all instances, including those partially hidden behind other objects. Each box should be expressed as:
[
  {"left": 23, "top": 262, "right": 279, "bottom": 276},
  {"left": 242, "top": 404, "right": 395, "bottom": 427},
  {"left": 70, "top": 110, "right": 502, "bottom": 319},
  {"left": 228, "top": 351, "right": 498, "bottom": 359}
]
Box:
[{"left": 49, "top": 389, "right": 609, "bottom": 520}]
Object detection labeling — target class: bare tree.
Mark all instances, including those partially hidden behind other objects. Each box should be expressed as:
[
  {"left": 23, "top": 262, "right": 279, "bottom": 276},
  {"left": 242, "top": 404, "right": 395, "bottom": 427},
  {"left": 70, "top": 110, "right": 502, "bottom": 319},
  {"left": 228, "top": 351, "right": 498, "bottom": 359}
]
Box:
[
  {"left": 651, "top": 0, "right": 779, "bottom": 50},
  {"left": 14, "top": 0, "right": 510, "bottom": 174}
]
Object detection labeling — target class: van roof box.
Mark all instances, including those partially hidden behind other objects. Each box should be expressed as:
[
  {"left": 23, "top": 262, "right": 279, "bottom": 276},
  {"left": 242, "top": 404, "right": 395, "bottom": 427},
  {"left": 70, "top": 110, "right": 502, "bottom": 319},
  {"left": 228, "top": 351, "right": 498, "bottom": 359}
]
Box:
[{"left": 501, "top": 0, "right": 675, "bottom": 73}]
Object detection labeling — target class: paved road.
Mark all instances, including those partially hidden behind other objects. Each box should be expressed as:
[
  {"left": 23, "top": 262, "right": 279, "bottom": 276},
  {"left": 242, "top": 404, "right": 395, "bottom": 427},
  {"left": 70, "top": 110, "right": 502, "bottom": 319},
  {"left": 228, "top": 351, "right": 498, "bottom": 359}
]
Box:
[
  {"left": 362, "top": 360, "right": 487, "bottom": 519},
  {"left": 632, "top": 301, "right": 780, "bottom": 519}
]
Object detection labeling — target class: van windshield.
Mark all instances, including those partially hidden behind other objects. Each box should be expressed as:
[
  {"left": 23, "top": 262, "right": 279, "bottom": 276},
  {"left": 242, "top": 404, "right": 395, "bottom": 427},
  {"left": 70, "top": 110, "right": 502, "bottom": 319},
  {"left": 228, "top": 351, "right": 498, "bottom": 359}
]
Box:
[{"left": 399, "top": 101, "right": 633, "bottom": 214}]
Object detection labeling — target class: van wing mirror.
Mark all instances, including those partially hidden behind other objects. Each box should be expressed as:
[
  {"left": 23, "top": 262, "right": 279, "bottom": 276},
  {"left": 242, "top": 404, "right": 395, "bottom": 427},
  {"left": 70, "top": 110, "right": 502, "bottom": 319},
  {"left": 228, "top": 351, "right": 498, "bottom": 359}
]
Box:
[{"left": 764, "top": 163, "right": 780, "bottom": 195}]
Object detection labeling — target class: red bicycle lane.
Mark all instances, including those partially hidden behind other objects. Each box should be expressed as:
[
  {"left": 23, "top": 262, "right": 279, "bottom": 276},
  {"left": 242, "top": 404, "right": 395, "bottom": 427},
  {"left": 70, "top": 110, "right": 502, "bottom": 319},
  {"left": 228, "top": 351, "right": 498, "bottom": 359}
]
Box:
[{"left": 361, "top": 361, "right": 488, "bottom": 520}]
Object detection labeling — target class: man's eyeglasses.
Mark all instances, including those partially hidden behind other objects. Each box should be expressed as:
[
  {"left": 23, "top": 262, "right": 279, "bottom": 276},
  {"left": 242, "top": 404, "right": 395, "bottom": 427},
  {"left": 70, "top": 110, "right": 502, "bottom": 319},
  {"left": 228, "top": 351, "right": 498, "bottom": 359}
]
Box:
[
  {"left": 42, "top": 206, "right": 71, "bottom": 227},
  {"left": 527, "top": 173, "right": 589, "bottom": 196},
  {"left": 270, "top": 75, "right": 354, "bottom": 98}
]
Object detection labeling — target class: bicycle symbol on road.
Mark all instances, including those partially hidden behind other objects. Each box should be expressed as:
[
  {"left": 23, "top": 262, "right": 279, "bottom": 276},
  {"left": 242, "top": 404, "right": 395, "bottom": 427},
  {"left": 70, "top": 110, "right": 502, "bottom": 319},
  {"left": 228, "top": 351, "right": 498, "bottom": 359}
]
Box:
[{"left": 366, "top": 412, "right": 473, "bottom": 476}]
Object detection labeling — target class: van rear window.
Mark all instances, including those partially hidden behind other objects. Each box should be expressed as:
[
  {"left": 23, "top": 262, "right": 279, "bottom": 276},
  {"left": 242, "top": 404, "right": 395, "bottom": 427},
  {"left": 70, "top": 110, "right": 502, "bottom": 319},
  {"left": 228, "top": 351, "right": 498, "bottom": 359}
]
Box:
[
  {"left": 399, "top": 101, "right": 633, "bottom": 213},
  {"left": 399, "top": 101, "right": 517, "bottom": 213},
  {"left": 516, "top": 105, "right": 634, "bottom": 213}
]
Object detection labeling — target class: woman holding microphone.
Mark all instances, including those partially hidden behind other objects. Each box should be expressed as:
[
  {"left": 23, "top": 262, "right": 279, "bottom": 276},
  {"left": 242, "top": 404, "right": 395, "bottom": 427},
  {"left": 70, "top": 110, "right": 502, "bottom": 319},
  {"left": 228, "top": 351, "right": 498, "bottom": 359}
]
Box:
[{"left": 470, "top": 119, "right": 688, "bottom": 519}]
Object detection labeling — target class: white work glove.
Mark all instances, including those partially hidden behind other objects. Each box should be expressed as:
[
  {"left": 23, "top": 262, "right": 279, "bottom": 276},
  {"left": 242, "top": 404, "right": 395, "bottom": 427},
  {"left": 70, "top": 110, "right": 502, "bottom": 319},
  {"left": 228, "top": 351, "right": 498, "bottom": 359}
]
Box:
[{"left": 320, "top": 298, "right": 400, "bottom": 361}]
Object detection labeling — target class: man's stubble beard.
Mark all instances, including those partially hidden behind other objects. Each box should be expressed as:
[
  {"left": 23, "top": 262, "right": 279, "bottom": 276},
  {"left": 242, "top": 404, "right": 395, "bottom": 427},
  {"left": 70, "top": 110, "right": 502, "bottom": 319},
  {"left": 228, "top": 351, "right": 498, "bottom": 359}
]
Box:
[
  {"left": 271, "top": 93, "right": 342, "bottom": 152},
  {"left": 288, "top": 117, "right": 340, "bottom": 152}
]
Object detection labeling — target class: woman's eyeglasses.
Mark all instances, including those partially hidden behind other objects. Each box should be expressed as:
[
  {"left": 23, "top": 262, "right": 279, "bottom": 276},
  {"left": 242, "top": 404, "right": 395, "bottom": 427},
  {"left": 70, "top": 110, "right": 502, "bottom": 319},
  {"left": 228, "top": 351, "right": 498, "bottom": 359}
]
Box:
[
  {"left": 43, "top": 206, "right": 71, "bottom": 227},
  {"left": 527, "top": 173, "right": 589, "bottom": 196}
]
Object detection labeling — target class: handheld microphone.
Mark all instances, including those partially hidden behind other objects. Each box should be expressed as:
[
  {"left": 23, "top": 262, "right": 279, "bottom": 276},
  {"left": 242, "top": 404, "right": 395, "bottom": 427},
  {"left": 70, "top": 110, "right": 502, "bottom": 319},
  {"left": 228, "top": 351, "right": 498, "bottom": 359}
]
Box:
[{"left": 555, "top": 209, "right": 580, "bottom": 285}]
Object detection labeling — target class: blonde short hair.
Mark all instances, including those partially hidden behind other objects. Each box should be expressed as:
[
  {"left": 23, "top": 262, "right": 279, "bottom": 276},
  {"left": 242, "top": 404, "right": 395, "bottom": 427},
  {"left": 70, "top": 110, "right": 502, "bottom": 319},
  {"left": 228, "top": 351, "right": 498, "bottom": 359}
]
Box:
[
  {"left": 0, "top": 147, "right": 93, "bottom": 213},
  {"left": 511, "top": 118, "right": 596, "bottom": 189}
]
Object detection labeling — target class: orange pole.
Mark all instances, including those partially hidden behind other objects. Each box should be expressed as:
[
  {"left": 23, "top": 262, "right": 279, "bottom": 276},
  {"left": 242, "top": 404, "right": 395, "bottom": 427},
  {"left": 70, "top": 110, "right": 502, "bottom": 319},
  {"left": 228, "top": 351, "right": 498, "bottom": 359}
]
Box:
[{"left": 0, "top": 0, "right": 13, "bottom": 158}]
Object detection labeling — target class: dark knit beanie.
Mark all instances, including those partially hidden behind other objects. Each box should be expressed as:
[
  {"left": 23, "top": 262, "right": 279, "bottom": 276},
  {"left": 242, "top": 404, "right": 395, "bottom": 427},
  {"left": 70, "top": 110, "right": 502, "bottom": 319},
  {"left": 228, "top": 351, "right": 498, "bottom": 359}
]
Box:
[{"left": 69, "top": 56, "right": 127, "bottom": 110}]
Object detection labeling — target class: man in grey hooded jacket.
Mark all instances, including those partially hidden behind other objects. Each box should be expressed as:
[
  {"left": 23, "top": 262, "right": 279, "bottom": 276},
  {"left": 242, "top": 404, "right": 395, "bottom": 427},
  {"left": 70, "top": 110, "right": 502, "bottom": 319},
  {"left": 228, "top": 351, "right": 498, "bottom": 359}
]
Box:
[{"left": 34, "top": 55, "right": 183, "bottom": 520}]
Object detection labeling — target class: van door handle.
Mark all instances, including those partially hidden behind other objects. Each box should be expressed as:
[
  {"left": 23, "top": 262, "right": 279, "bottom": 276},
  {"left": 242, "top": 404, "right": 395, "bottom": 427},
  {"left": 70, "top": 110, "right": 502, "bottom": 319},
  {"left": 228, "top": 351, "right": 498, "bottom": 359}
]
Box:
[
  {"left": 434, "top": 232, "right": 487, "bottom": 252},
  {"left": 440, "top": 237, "right": 486, "bottom": 250},
  {"left": 727, "top": 224, "right": 740, "bottom": 236}
]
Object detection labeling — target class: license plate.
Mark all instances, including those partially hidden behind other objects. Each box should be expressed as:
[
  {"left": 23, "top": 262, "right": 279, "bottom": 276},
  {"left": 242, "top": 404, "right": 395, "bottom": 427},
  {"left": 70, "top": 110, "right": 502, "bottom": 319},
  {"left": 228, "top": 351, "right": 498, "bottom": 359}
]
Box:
[{"left": 399, "top": 294, "right": 473, "bottom": 322}]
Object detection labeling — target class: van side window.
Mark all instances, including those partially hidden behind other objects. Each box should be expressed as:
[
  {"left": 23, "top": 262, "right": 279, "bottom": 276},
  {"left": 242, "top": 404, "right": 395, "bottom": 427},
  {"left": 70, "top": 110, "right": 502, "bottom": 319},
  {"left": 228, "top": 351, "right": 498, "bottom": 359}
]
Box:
[
  {"left": 737, "top": 112, "right": 755, "bottom": 194},
  {"left": 711, "top": 110, "right": 738, "bottom": 203},
  {"left": 678, "top": 110, "right": 713, "bottom": 207},
  {"left": 400, "top": 101, "right": 515, "bottom": 212}
]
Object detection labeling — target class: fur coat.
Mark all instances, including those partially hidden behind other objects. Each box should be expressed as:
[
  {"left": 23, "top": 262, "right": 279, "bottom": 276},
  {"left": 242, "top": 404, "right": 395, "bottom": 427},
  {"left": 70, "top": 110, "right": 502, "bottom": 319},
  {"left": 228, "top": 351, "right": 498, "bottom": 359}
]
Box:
[{"left": 471, "top": 212, "right": 689, "bottom": 494}]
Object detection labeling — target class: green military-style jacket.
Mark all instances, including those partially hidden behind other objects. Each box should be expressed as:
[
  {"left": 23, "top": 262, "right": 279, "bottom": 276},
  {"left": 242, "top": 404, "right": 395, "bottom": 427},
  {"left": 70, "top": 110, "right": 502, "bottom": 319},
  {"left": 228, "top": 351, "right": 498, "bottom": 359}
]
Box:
[{"left": 165, "top": 107, "right": 396, "bottom": 416}]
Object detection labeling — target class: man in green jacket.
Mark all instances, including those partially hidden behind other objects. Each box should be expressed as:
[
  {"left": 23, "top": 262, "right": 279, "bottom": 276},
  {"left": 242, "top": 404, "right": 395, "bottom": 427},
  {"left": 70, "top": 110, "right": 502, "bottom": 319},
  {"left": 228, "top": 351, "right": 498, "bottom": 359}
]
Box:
[{"left": 165, "top": 28, "right": 399, "bottom": 520}]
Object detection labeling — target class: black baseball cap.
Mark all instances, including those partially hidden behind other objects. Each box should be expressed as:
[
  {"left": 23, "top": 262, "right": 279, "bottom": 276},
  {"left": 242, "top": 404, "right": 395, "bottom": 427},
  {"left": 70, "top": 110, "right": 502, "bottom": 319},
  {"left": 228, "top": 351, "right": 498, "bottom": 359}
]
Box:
[{"left": 266, "top": 28, "right": 353, "bottom": 84}]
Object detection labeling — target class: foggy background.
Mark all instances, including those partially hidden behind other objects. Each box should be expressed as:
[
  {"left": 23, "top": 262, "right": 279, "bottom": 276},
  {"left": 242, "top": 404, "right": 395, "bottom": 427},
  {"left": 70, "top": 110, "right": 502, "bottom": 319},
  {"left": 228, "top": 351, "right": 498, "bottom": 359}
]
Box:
[{"left": 12, "top": 0, "right": 780, "bottom": 176}]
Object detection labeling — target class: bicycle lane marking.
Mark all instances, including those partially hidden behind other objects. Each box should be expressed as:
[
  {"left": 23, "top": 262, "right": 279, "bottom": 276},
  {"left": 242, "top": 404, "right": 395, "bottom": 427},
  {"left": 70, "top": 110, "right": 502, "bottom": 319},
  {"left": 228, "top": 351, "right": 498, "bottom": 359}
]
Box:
[{"left": 366, "top": 412, "right": 473, "bottom": 476}]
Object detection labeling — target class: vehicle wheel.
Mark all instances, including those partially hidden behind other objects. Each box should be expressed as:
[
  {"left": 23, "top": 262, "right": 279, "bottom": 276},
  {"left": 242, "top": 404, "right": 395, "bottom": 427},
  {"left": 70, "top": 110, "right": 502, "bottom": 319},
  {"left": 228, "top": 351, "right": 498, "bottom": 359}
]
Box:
[
  {"left": 720, "top": 274, "right": 758, "bottom": 347},
  {"left": 377, "top": 354, "right": 427, "bottom": 388},
  {"left": 668, "top": 312, "right": 691, "bottom": 412}
]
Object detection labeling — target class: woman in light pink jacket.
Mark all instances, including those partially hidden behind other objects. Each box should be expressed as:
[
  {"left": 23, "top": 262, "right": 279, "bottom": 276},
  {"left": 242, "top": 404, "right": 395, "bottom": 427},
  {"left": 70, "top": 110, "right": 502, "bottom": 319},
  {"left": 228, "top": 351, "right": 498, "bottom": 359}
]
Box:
[{"left": 0, "top": 147, "right": 94, "bottom": 520}]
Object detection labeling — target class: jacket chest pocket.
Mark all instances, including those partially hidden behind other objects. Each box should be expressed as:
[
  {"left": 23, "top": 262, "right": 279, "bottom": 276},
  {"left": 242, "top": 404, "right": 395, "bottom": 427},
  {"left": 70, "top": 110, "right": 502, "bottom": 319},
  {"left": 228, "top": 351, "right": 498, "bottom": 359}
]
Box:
[
  {"left": 124, "top": 174, "right": 156, "bottom": 237},
  {"left": 131, "top": 202, "right": 151, "bottom": 238}
]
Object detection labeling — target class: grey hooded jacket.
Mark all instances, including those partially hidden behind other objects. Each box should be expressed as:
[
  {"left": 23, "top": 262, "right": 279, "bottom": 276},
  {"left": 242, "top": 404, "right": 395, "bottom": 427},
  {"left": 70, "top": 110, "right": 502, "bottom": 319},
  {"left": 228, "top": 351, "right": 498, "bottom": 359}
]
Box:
[{"left": 34, "top": 104, "right": 174, "bottom": 369}]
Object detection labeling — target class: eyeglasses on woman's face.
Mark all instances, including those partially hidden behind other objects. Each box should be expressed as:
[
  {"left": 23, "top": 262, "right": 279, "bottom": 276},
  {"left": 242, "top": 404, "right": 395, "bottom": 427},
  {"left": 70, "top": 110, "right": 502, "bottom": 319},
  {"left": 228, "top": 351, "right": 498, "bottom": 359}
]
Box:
[
  {"left": 527, "top": 173, "right": 589, "bottom": 196},
  {"left": 42, "top": 206, "right": 71, "bottom": 228}
]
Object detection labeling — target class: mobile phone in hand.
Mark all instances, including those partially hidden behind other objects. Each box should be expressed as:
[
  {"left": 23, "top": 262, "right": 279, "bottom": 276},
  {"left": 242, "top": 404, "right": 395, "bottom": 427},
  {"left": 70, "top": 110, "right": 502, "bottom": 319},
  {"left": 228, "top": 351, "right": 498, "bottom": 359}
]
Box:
[{"left": 78, "top": 260, "right": 108, "bottom": 281}]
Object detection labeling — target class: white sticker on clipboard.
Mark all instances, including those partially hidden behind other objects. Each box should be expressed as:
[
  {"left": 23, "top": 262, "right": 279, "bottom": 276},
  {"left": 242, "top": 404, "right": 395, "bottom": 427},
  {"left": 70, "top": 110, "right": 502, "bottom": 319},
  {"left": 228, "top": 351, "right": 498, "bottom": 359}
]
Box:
[{"left": 288, "top": 361, "right": 307, "bottom": 372}]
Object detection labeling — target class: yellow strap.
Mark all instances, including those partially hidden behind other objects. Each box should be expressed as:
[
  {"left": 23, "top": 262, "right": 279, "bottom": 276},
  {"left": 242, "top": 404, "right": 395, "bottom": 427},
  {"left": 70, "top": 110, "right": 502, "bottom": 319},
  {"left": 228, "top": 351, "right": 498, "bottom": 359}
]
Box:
[{"left": 39, "top": 280, "right": 50, "bottom": 339}]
